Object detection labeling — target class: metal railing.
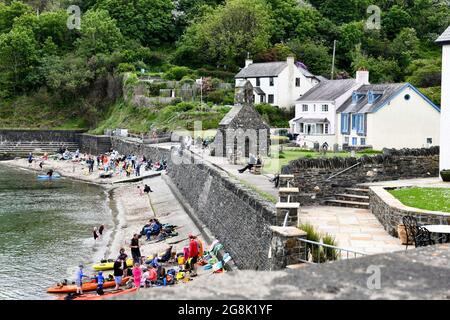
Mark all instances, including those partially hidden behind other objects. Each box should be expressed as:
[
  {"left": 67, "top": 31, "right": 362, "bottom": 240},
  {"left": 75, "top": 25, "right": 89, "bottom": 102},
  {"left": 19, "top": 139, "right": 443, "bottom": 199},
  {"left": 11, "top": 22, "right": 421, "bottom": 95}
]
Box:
[
  {"left": 298, "top": 238, "right": 366, "bottom": 264},
  {"left": 326, "top": 161, "right": 361, "bottom": 181}
]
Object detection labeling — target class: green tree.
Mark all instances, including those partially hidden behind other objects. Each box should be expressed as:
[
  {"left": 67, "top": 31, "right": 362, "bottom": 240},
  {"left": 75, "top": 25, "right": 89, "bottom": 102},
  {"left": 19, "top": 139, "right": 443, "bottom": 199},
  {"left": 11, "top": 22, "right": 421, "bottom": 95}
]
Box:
[
  {"left": 75, "top": 9, "right": 124, "bottom": 56},
  {"left": 406, "top": 58, "right": 441, "bottom": 88},
  {"left": 175, "top": 0, "right": 272, "bottom": 68},
  {"left": 0, "top": 1, "right": 32, "bottom": 34},
  {"left": 382, "top": 5, "right": 412, "bottom": 39},
  {"left": 0, "top": 26, "right": 38, "bottom": 97},
  {"left": 287, "top": 39, "right": 332, "bottom": 76},
  {"left": 94, "top": 0, "right": 175, "bottom": 46}
]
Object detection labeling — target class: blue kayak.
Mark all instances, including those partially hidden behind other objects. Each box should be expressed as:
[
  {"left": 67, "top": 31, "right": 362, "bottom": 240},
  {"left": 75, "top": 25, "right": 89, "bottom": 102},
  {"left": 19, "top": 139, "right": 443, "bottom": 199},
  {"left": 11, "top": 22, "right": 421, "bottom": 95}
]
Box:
[{"left": 37, "top": 174, "right": 61, "bottom": 180}]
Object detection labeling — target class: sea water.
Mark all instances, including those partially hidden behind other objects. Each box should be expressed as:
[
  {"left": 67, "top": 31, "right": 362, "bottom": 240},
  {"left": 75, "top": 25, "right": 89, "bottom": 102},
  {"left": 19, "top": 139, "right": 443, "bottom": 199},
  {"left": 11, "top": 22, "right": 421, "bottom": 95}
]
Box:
[{"left": 0, "top": 164, "right": 113, "bottom": 300}]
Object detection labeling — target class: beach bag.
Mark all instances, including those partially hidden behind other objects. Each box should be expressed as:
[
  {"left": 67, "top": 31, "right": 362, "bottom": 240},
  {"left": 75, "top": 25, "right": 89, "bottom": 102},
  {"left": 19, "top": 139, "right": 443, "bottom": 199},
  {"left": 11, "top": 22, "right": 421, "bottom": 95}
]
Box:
[
  {"left": 176, "top": 272, "right": 184, "bottom": 280},
  {"left": 203, "top": 264, "right": 213, "bottom": 270},
  {"left": 208, "top": 258, "right": 218, "bottom": 265},
  {"left": 213, "top": 261, "right": 223, "bottom": 271},
  {"left": 177, "top": 256, "right": 185, "bottom": 265}
]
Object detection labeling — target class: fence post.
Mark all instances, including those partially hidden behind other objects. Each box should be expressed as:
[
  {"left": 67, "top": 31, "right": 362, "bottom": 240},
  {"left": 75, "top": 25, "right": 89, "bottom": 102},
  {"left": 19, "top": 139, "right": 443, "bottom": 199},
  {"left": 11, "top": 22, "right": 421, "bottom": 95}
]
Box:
[{"left": 269, "top": 226, "right": 307, "bottom": 270}]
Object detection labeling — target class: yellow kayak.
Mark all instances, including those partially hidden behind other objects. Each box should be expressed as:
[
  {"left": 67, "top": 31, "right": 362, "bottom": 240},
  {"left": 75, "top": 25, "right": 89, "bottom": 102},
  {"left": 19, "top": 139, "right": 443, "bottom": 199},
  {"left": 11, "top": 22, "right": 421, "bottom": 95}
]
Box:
[{"left": 92, "top": 256, "right": 154, "bottom": 271}]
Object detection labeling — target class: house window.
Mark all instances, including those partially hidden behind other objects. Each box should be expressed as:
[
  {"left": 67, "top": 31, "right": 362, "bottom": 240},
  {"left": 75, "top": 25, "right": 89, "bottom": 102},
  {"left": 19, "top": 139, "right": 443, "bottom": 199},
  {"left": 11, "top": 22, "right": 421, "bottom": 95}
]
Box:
[
  {"left": 260, "top": 95, "right": 264, "bottom": 103},
  {"left": 268, "top": 94, "right": 274, "bottom": 103},
  {"left": 352, "top": 114, "right": 357, "bottom": 130},
  {"left": 357, "top": 114, "right": 365, "bottom": 134},
  {"left": 256, "top": 78, "right": 260, "bottom": 86},
  {"left": 360, "top": 138, "right": 366, "bottom": 145},
  {"left": 404, "top": 94, "right": 410, "bottom": 101},
  {"left": 322, "top": 104, "right": 328, "bottom": 112},
  {"left": 302, "top": 104, "right": 308, "bottom": 112},
  {"left": 427, "top": 138, "right": 432, "bottom": 144},
  {"left": 295, "top": 78, "right": 300, "bottom": 87},
  {"left": 352, "top": 137, "right": 357, "bottom": 145},
  {"left": 269, "top": 77, "right": 274, "bottom": 86},
  {"left": 344, "top": 137, "right": 349, "bottom": 144},
  {"left": 299, "top": 123, "right": 304, "bottom": 133},
  {"left": 324, "top": 123, "right": 329, "bottom": 134},
  {"left": 316, "top": 124, "right": 324, "bottom": 134},
  {"left": 341, "top": 114, "right": 349, "bottom": 133}
]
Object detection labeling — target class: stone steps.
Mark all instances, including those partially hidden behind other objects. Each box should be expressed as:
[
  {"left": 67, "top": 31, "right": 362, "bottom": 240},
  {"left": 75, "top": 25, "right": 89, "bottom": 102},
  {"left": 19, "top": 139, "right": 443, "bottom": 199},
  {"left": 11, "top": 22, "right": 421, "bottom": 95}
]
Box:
[
  {"left": 325, "top": 199, "right": 370, "bottom": 209},
  {"left": 345, "top": 187, "right": 370, "bottom": 195},
  {"left": 335, "top": 193, "right": 370, "bottom": 202},
  {"left": 0, "top": 141, "right": 80, "bottom": 155}
]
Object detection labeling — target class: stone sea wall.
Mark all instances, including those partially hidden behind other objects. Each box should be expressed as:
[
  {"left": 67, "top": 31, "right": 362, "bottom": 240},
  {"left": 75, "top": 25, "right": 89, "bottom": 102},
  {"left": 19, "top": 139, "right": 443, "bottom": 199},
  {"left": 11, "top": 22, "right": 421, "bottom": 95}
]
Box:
[
  {"left": 79, "top": 134, "right": 112, "bottom": 155},
  {"left": 166, "top": 151, "right": 277, "bottom": 270},
  {"left": 0, "top": 129, "right": 84, "bottom": 143},
  {"left": 282, "top": 147, "right": 440, "bottom": 205}
]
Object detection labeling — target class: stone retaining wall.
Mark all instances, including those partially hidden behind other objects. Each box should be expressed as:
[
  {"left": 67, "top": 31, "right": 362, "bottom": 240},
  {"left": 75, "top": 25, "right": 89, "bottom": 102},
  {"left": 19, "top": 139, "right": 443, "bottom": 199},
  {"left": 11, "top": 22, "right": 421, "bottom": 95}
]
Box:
[
  {"left": 282, "top": 147, "right": 440, "bottom": 205},
  {"left": 0, "top": 129, "right": 84, "bottom": 143},
  {"left": 79, "top": 134, "right": 112, "bottom": 155},
  {"left": 369, "top": 186, "right": 450, "bottom": 238}
]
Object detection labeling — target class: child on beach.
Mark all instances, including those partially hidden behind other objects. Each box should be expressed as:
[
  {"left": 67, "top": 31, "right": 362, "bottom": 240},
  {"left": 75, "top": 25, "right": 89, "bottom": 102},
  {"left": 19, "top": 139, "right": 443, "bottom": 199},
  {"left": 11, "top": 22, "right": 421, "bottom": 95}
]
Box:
[{"left": 132, "top": 263, "right": 142, "bottom": 289}]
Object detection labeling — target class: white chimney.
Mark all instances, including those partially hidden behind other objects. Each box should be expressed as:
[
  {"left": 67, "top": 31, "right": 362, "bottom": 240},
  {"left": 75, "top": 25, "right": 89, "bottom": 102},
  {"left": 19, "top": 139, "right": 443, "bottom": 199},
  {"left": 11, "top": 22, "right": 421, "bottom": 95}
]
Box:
[
  {"left": 356, "top": 69, "right": 370, "bottom": 85},
  {"left": 287, "top": 55, "right": 295, "bottom": 66},
  {"left": 245, "top": 59, "right": 253, "bottom": 68}
]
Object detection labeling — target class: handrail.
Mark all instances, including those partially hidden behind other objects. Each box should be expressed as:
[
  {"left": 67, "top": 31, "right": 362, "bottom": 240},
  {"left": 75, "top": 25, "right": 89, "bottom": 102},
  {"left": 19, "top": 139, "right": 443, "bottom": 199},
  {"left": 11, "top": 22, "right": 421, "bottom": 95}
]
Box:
[
  {"left": 326, "top": 161, "right": 361, "bottom": 181},
  {"left": 298, "top": 238, "right": 366, "bottom": 264}
]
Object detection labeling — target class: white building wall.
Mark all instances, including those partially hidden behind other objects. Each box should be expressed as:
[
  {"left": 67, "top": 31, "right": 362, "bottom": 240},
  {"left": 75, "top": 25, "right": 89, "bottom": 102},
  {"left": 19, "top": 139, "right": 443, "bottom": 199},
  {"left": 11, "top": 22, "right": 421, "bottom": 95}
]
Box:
[
  {"left": 291, "top": 101, "right": 337, "bottom": 134},
  {"left": 366, "top": 86, "right": 440, "bottom": 150},
  {"left": 440, "top": 44, "right": 450, "bottom": 171}
]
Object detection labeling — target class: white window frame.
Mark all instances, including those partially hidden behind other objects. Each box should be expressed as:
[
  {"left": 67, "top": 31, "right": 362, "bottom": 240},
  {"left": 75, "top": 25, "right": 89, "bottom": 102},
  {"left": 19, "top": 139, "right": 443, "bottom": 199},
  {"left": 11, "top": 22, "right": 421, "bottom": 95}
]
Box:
[
  {"left": 302, "top": 104, "right": 308, "bottom": 112},
  {"left": 322, "top": 104, "right": 329, "bottom": 112}
]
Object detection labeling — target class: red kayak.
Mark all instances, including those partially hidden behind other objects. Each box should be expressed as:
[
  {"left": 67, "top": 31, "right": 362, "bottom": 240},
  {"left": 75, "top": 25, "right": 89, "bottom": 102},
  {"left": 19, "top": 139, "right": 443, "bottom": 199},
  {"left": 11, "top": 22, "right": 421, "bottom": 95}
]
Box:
[
  {"left": 47, "top": 277, "right": 130, "bottom": 294},
  {"left": 57, "top": 287, "right": 138, "bottom": 300}
]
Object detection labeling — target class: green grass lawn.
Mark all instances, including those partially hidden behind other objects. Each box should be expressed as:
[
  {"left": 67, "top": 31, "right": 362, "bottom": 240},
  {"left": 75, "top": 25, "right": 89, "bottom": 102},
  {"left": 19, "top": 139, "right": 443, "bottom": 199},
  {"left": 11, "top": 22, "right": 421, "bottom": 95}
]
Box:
[
  {"left": 262, "top": 147, "right": 381, "bottom": 174},
  {"left": 389, "top": 188, "right": 450, "bottom": 212}
]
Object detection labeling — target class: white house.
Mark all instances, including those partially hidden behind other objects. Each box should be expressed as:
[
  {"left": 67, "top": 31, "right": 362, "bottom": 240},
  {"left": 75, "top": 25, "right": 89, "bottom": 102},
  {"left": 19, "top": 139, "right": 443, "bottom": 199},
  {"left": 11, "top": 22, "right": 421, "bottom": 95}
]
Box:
[
  {"left": 337, "top": 83, "right": 441, "bottom": 150},
  {"left": 436, "top": 25, "right": 450, "bottom": 172},
  {"left": 289, "top": 70, "right": 369, "bottom": 147},
  {"left": 234, "top": 56, "right": 321, "bottom": 110}
]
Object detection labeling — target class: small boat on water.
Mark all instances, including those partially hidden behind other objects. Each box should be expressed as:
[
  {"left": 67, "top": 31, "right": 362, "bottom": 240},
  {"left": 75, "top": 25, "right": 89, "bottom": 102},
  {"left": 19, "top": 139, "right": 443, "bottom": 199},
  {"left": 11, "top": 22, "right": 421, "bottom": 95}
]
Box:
[
  {"left": 57, "top": 287, "right": 138, "bottom": 300},
  {"left": 37, "top": 173, "right": 61, "bottom": 180},
  {"left": 93, "top": 256, "right": 154, "bottom": 271},
  {"left": 47, "top": 277, "right": 130, "bottom": 294}
]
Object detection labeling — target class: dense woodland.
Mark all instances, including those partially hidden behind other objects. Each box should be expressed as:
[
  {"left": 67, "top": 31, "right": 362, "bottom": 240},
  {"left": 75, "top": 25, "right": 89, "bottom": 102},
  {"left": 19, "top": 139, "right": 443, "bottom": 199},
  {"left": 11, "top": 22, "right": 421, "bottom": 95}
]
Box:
[{"left": 0, "top": 0, "right": 448, "bottom": 130}]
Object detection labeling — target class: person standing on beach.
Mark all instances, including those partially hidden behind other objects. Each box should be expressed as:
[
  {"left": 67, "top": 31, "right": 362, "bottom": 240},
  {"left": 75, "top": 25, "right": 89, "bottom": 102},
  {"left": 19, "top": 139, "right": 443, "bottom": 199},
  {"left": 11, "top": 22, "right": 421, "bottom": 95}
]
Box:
[
  {"left": 130, "top": 234, "right": 141, "bottom": 264},
  {"left": 113, "top": 258, "right": 124, "bottom": 290},
  {"left": 132, "top": 263, "right": 142, "bottom": 289},
  {"left": 98, "top": 225, "right": 104, "bottom": 236},
  {"left": 75, "top": 264, "right": 89, "bottom": 295},
  {"left": 27, "top": 153, "right": 33, "bottom": 167},
  {"left": 144, "top": 184, "right": 153, "bottom": 194}
]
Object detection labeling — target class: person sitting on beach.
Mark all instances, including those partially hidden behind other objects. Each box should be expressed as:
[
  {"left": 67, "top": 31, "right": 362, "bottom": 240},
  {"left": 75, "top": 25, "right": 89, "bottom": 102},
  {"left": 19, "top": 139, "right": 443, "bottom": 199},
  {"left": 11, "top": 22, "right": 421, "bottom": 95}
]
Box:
[
  {"left": 158, "top": 246, "right": 173, "bottom": 263},
  {"left": 147, "top": 265, "right": 157, "bottom": 285},
  {"left": 145, "top": 220, "right": 162, "bottom": 240}
]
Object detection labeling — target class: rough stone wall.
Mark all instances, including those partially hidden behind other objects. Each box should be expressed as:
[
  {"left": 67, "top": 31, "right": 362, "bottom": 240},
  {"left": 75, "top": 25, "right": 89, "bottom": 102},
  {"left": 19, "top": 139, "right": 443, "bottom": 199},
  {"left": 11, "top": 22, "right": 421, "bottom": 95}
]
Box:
[
  {"left": 167, "top": 151, "right": 276, "bottom": 270},
  {"left": 282, "top": 147, "right": 440, "bottom": 205},
  {"left": 79, "top": 134, "right": 112, "bottom": 155},
  {"left": 0, "top": 130, "right": 84, "bottom": 143},
  {"left": 110, "top": 137, "right": 170, "bottom": 161},
  {"left": 369, "top": 187, "right": 450, "bottom": 239}
]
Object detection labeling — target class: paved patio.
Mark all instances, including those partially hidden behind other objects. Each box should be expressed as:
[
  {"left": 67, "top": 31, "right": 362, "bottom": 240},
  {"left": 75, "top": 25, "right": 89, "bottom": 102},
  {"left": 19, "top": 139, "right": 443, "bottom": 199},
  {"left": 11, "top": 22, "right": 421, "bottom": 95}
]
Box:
[
  {"left": 299, "top": 206, "right": 404, "bottom": 255},
  {"left": 361, "top": 177, "right": 449, "bottom": 188}
]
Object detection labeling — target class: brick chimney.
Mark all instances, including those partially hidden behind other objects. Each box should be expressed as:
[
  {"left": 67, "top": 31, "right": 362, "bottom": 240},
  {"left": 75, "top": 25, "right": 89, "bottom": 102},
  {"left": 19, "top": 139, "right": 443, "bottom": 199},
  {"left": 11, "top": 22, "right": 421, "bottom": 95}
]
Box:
[{"left": 356, "top": 69, "right": 370, "bottom": 85}]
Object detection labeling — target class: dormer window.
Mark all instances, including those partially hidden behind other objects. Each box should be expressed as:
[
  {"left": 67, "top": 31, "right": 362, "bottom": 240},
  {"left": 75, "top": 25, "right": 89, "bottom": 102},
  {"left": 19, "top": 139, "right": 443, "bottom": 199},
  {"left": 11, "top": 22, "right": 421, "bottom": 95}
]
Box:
[
  {"left": 368, "top": 91, "right": 374, "bottom": 104},
  {"left": 352, "top": 92, "right": 364, "bottom": 104}
]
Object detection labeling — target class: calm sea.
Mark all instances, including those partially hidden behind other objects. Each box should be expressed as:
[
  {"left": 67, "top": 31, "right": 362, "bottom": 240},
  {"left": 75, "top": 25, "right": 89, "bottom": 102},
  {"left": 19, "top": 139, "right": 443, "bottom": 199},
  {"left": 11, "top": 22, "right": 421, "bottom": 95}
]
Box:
[{"left": 0, "top": 164, "right": 113, "bottom": 300}]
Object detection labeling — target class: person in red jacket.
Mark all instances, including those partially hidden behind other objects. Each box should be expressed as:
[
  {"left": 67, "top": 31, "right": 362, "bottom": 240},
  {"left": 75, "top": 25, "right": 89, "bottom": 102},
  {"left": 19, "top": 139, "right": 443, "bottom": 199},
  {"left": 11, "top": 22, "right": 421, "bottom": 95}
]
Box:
[{"left": 188, "top": 234, "right": 199, "bottom": 276}]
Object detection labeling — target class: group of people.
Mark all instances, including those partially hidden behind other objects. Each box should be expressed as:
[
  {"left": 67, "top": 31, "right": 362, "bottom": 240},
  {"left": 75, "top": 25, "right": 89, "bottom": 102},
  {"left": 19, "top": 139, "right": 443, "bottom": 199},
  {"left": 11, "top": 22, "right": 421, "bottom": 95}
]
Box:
[{"left": 92, "top": 225, "right": 105, "bottom": 240}]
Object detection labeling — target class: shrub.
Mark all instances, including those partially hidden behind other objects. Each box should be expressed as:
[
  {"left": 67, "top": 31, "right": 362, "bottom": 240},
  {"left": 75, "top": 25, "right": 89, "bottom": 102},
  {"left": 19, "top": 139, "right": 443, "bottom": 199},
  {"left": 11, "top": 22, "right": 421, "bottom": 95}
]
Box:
[
  {"left": 147, "top": 82, "right": 168, "bottom": 97},
  {"left": 117, "top": 63, "right": 136, "bottom": 73},
  {"left": 255, "top": 103, "right": 292, "bottom": 127},
  {"left": 206, "top": 89, "right": 234, "bottom": 105},
  {"left": 163, "top": 66, "right": 192, "bottom": 81}
]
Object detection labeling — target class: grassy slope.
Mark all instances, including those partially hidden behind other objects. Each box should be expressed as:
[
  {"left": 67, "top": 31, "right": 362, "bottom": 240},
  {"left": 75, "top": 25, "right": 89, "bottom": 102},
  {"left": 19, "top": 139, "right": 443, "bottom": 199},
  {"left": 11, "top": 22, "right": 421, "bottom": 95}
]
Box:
[{"left": 389, "top": 188, "right": 450, "bottom": 212}]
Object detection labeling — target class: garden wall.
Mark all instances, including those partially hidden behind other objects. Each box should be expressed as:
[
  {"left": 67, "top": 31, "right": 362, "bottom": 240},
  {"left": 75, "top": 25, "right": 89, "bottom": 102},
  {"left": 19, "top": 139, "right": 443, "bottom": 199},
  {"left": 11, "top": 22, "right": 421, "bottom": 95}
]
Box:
[
  {"left": 369, "top": 186, "right": 450, "bottom": 239},
  {"left": 282, "top": 147, "right": 440, "bottom": 205}
]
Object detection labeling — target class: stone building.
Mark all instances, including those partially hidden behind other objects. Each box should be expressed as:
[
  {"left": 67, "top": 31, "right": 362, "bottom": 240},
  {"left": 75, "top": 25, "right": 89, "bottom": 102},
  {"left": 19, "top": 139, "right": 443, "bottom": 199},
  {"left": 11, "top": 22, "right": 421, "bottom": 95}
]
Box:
[{"left": 214, "top": 81, "right": 270, "bottom": 158}]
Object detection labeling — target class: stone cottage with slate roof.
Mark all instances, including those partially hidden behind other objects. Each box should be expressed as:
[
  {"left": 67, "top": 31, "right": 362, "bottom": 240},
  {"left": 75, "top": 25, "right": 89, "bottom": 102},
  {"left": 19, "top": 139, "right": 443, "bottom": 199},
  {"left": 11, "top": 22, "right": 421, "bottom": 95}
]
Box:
[
  {"left": 214, "top": 81, "right": 270, "bottom": 158},
  {"left": 235, "top": 56, "right": 321, "bottom": 110}
]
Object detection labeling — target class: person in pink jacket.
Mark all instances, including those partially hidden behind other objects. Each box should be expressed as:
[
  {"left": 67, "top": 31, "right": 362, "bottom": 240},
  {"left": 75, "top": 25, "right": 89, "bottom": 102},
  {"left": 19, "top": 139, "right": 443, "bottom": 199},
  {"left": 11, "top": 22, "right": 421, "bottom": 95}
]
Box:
[{"left": 132, "top": 263, "right": 142, "bottom": 289}]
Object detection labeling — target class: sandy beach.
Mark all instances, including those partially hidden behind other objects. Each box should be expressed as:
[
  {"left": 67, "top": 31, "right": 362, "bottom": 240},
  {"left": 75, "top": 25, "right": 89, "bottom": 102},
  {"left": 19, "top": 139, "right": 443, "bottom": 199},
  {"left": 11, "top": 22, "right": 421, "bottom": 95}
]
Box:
[{"left": 1, "top": 156, "right": 213, "bottom": 291}]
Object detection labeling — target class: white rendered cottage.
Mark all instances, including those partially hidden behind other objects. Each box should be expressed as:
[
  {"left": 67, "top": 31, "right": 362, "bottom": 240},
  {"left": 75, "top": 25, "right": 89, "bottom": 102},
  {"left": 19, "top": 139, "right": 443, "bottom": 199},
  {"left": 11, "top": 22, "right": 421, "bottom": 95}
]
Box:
[
  {"left": 436, "top": 25, "right": 450, "bottom": 172},
  {"left": 337, "top": 83, "right": 440, "bottom": 150},
  {"left": 234, "top": 56, "right": 321, "bottom": 110},
  {"left": 289, "top": 70, "right": 370, "bottom": 148}
]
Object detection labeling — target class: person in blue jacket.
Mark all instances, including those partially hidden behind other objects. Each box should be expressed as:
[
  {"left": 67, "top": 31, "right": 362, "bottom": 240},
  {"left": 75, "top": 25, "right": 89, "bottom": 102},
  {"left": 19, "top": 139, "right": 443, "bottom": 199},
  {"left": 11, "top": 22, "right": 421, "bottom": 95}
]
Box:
[
  {"left": 96, "top": 271, "right": 105, "bottom": 295},
  {"left": 75, "top": 264, "right": 89, "bottom": 295}
]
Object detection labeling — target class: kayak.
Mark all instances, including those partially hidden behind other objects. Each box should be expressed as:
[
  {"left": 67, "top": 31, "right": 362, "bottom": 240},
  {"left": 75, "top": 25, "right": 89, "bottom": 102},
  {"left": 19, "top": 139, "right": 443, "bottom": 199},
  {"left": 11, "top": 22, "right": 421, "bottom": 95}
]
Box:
[
  {"left": 47, "top": 277, "right": 130, "bottom": 294},
  {"left": 57, "top": 287, "right": 138, "bottom": 300},
  {"left": 37, "top": 174, "right": 61, "bottom": 180}
]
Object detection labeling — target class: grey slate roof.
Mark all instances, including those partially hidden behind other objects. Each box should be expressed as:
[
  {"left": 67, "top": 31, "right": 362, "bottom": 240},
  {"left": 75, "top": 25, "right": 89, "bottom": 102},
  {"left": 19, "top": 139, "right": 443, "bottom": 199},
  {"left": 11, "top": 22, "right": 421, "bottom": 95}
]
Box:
[
  {"left": 316, "top": 75, "right": 329, "bottom": 82},
  {"left": 235, "top": 62, "right": 287, "bottom": 78},
  {"left": 254, "top": 87, "right": 265, "bottom": 95},
  {"left": 297, "top": 79, "right": 356, "bottom": 102},
  {"left": 436, "top": 25, "right": 450, "bottom": 44},
  {"left": 291, "top": 117, "right": 329, "bottom": 123},
  {"left": 337, "top": 83, "right": 406, "bottom": 114},
  {"left": 219, "top": 105, "right": 243, "bottom": 125},
  {"left": 235, "top": 62, "right": 317, "bottom": 78}
]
